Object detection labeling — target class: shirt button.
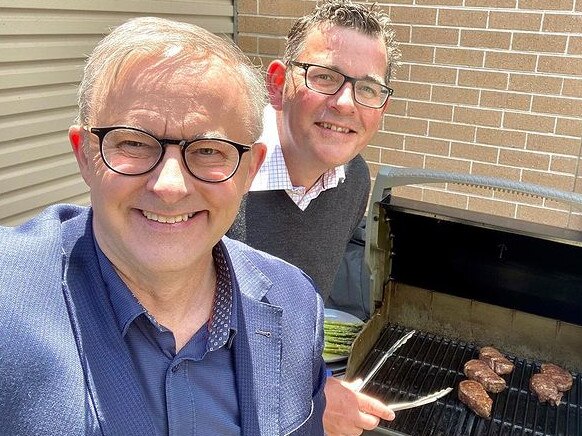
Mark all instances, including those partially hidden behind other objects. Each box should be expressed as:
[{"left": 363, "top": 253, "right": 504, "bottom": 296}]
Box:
[{"left": 171, "top": 364, "right": 180, "bottom": 373}]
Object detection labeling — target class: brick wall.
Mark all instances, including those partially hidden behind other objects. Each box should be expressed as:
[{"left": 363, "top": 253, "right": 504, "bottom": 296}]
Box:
[{"left": 237, "top": 0, "right": 582, "bottom": 229}]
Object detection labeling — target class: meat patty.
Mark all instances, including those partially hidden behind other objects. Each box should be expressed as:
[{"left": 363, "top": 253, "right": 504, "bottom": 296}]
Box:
[
  {"left": 479, "top": 346, "right": 514, "bottom": 375},
  {"left": 530, "top": 373, "right": 563, "bottom": 406},
  {"left": 541, "top": 363, "right": 573, "bottom": 392},
  {"left": 458, "top": 380, "right": 492, "bottom": 419},
  {"left": 464, "top": 359, "right": 507, "bottom": 393}
]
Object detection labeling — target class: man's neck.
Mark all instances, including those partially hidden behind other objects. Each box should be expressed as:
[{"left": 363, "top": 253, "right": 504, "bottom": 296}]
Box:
[{"left": 281, "top": 146, "right": 328, "bottom": 190}]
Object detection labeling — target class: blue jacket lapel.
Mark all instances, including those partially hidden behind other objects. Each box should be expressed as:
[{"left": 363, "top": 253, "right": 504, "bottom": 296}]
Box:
[
  {"left": 225, "top": 240, "right": 282, "bottom": 435},
  {"left": 61, "top": 213, "right": 156, "bottom": 436}
]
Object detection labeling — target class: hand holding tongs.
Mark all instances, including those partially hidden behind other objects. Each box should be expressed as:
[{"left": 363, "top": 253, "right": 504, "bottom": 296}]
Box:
[{"left": 355, "top": 329, "right": 416, "bottom": 393}]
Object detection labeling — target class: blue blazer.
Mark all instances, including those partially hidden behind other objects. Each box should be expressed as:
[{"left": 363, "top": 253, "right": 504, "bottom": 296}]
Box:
[{"left": 0, "top": 205, "right": 325, "bottom": 435}]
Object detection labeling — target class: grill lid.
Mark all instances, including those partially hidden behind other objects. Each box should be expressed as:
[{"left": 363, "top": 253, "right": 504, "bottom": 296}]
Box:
[{"left": 365, "top": 166, "right": 582, "bottom": 323}]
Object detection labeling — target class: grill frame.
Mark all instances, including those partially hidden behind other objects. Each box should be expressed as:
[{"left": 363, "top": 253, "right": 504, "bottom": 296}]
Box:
[
  {"left": 357, "top": 324, "right": 581, "bottom": 436},
  {"left": 348, "top": 166, "right": 582, "bottom": 435}
]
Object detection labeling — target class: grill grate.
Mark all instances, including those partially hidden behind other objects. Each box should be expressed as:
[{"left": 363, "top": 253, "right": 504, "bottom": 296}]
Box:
[{"left": 355, "top": 324, "right": 581, "bottom": 436}]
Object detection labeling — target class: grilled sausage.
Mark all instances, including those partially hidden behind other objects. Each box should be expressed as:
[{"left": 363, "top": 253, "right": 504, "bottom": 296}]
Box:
[
  {"left": 464, "top": 359, "right": 506, "bottom": 393},
  {"left": 479, "top": 346, "right": 514, "bottom": 375},
  {"left": 458, "top": 380, "right": 492, "bottom": 419},
  {"left": 541, "top": 363, "right": 573, "bottom": 392},
  {"left": 530, "top": 373, "right": 563, "bottom": 406}
]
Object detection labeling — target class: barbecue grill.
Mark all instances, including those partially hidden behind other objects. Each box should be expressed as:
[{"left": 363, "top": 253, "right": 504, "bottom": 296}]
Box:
[{"left": 347, "top": 166, "right": 582, "bottom": 436}]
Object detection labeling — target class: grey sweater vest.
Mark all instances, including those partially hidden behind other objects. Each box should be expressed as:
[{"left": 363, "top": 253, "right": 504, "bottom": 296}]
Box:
[{"left": 227, "top": 155, "right": 371, "bottom": 302}]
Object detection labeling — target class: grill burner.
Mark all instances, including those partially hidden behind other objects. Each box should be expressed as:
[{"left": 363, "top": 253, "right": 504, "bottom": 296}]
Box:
[{"left": 356, "top": 324, "right": 582, "bottom": 436}]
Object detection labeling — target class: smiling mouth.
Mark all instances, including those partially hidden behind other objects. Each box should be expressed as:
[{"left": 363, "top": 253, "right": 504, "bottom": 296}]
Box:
[
  {"left": 142, "top": 210, "right": 195, "bottom": 223},
  {"left": 317, "top": 122, "right": 354, "bottom": 134}
]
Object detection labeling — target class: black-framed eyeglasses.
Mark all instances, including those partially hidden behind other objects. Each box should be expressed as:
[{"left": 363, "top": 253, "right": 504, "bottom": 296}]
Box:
[
  {"left": 289, "top": 61, "right": 394, "bottom": 109},
  {"left": 85, "top": 126, "right": 251, "bottom": 183}
]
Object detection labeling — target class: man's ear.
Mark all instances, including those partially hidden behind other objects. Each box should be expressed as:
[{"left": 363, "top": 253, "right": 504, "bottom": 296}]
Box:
[
  {"left": 243, "top": 142, "right": 267, "bottom": 192},
  {"left": 69, "top": 125, "right": 91, "bottom": 186},
  {"left": 266, "top": 60, "right": 286, "bottom": 110}
]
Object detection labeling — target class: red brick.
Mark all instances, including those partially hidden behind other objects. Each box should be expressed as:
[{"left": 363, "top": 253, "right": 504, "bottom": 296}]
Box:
[
  {"left": 425, "top": 155, "right": 471, "bottom": 173},
  {"left": 392, "top": 81, "right": 431, "bottom": 101},
  {"left": 429, "top": 121, "right": 476, "bottom": 142},
  {"left": 237, "top": 0, "right": 258, "bottom": 14},
  {"left": 408, "top": 101, "right": 453, "bottom": 121},
  {"left": 489, "top": 11, "right": 542, "bottom": 31},
  {"left": 405, "top": 136, "right": 450, "bottom": 155},
  {"left": 371, "top": 132, "right": 405, "bottom": 150},
  {"left": 451, "top": 141, "right": 498, "bottom": 162},
  {"left": 468, "top": 197, "right": 516, "bottom": 218},
  {"left": 400, "top": 44, "right": 435, "bottom": 64},
  {"left": 480, "top": 90, "right": 532, "bottom": 111},
  {"left": 414, "top": 0, "right": 462, "bottom": 5},
  {"left": 532, "top": 95, "right": 581, "bottom": 118},
  {"left": 390, "top": 6, "right": 437, "bottom": 25},
  {"left": 472, "top": 162, "right": 521, "bottom": 180},
  {"left": 517, "top": 206, "right": 570, "bottom": 228},
  {"left": 454, "top": 107, "right": 502, "bottom": 128},
  {"left": 476, "top": 128, "right": 527, "bottom": 149},
  {"left": 538, "top": 55, "right": 582, "bottom": 76},
  {"left": 380, "top": 149, "right": 425, "bottom": 167},
  {"left": 438, "top": 9, "right": 488, "bottom": 28},
  {"left": 551, "top": 156, "right": 578, "bottom": 175},
  {"left": 410, "top": 64, "right": 456, "bottom": 84},
  {"left": 411, "top": 26, "right": 459, "bottom": 45},
  {"left": 518, "top": 0, "right": 575, "bottom": 10},
  {"left": 362, "top": 145, "right": 381, "bottom": 163},
  {"left": 485, "top": 52, "right": 537, "bottom": 72},
  {"left": 543, "top": 14, "right": 582, "bottom": 33},
  {"left": 509, "top": 74, "right": 563, "bottom": 95},
  {"left": 503, "top": 112, "right": 555, "bottom": 134},
  {"left": 498, "top": 149, "right": 549, "bottom": 170},
  {"left": 458, "top": 69, "right": 508, "bottom": 90},
  {"left": 432, "top": 85, "right": 480, "bottom": 105},
  {"left": 435, "top": 47, "right": 484, "bottom": 67},
  {"left": 570, "top": 36, "right": 582, "bottom": 55},
  {"left": 526, "top": 134, "right": 581, "bottom": 155},
  {"left": 258, "top": 0, "right": 315, "bottom": 16},
  {"left": 465, "top": 0, "right": 516, "bottom": 7},
  {"left": 385, "top": 115, "right": 429, "bottom": 135},
  {"left": 461, "top": 30, "right": 511, "bottom": 50},
  {"left": 556, "top": 118, "right": 582, "bottom": 137},
  {"left": 522, "top": 169, "right": 575, "bottom": 191},
  {"left": 424, "top": 189, "right": 469, "bottom": 210},
  {"left": 512, "top": 33, "right": 568, "bottom": 54}
]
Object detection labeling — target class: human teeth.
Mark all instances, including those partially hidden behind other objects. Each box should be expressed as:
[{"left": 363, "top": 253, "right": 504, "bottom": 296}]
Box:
[
  {"left": 321, "top": 122, "right": 350, "bottom": 133},
  {"left": 142, "top": 210, "right": 194, "bottom": 223}
]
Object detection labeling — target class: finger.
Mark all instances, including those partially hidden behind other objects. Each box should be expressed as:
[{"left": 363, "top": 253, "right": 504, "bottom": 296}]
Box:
[
  {"left": 357, "top": 393, "right": 396, "bottom": 421},
  {"left": 357, "top": 410, "right": 381, "bottom": 430}
]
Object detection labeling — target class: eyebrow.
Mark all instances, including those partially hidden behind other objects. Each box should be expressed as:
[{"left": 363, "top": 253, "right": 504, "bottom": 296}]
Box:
[{"left": 323, "top": 63, "right": 386, "bottom": 85}]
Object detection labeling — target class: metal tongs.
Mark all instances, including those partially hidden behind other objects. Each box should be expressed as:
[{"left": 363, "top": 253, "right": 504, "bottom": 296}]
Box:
[
  {"left": 385, "top": 387, "right": 453, "bottom": 411},
  {"left": 355, "top": 329, "right": 416, "bottom": 392},
  {"left": 354, "top": 329, "right": 453, "bottom": 410}
]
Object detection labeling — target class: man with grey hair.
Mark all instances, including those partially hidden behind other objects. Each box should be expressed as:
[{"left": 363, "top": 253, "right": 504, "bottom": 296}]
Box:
[
  {"left": 0, "top": 17, "right": 325, "bottom": 435},
  {"left": 228, "top": 0, "right": 400, "bottom": 434}
]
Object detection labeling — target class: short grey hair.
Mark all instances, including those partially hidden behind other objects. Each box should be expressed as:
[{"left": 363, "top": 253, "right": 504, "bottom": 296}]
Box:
[
  {"left": 283, "top": 0, "right": 401, "bottom": 82},
  {"left": 77, "top": 16, "right": 267, "bottom": 142}
]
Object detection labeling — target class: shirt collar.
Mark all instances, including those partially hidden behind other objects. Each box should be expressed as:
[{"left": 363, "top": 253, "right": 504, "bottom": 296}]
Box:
[{"left": 96, "top": 239, "right": 236, "bottom": 352}]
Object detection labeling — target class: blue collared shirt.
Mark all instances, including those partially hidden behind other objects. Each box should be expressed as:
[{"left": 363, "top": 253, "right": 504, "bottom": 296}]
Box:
[{"left": 96, "top": 241, "right": 241, "bottom": 436}]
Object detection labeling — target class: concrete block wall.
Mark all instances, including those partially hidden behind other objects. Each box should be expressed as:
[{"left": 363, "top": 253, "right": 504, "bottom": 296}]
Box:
[{"left": 237, "top": 0, "right": 582, "bottom": 230}]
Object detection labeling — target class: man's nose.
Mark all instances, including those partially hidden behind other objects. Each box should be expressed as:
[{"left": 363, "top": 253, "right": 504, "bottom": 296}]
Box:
[
  {"left": 330, "top": 82, "right": 357, "bottom": 112},
  {"left": 149, "top": 146, "right": 189, "bottom": 203}
]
